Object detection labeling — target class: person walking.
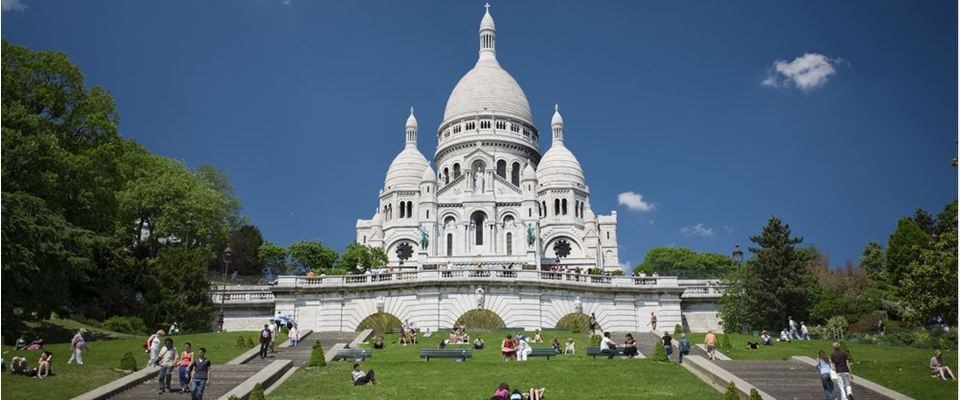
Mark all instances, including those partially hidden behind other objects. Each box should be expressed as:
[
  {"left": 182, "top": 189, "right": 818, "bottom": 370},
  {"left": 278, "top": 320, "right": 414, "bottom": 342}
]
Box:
[
  {"left": 155, "top": 338, "right": 178, "bottom": 394},
  {"left": 789, "top": 316, "right": 800, "bottom": 340},
  {"left": 67, "top": 328, "right": 87, "bottom": 365},
  {"left": 678, "top": 333, "right": 691, "bottom": 364},
  {"left": 815, "top": 350, "right": 835, "bottom": 400},
  {"left": 649, "top": 312, "right": 658, "bottom": 331},
  {"left": 148, "top": 330, "right": 165, "bottom": 366},
  {"left": 269, "top": 319, "right": 279, "bottom": 353},
  {"left": 259, "top": 324, "right": 272, "bottom": 359},
  {"left": 177, "top": 342, "right": 194, "bottom": 393},
  {"left": 831, "top": 343, "right": 853, "bottom": 400},
  {"left": 289, "top": 324, "right": 299, "bottom": 347},
  {"left": 704, "top": 330, "right": 718, "bottom": 360},
  {"left": 662, "top": 331, "right": 674, "bottom": 362},
  {"left": 189, "top": 347, "right": 212, "bottom": 400},
  {"left": 801, "top": 322, "right": 811, "bottom": 340}
]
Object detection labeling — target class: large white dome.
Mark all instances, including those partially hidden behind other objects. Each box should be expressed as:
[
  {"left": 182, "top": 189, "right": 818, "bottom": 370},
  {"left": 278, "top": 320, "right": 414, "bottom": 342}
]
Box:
[
  {"left": 384, "top": 147, "right": 429, "bottom": 189},
  {"left": 442, "top": 59, "right": 533, "bottom": 124},
  {"left": 537, "top": 144, "right": 585, "bottom": 188}
]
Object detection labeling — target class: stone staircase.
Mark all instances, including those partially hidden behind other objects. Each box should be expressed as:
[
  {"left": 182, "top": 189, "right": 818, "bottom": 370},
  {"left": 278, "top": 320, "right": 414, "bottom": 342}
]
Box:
[
  {"left": 713, "top": 359, "right": 891, "bottom": 400},
  {"left": 106, "top": 364, "right": 264, "bottom": 400}
]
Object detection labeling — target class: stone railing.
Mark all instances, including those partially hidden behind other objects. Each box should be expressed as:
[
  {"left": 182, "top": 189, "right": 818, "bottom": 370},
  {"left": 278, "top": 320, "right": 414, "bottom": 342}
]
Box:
[
  {"left": 209, "top": 285, "right": 276, "bottom": 304},
  {"left": 274, "top": 270, "right": 679, "bottom": 289},
  {"left": 677, "top": 279, "right": 727, "bottom": 298}
]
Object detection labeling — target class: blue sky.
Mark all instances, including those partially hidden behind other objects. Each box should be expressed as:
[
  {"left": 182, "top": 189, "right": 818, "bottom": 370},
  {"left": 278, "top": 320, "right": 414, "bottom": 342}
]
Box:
[{"left": 3, "top": 0, "right": 957, "bottom": 268}]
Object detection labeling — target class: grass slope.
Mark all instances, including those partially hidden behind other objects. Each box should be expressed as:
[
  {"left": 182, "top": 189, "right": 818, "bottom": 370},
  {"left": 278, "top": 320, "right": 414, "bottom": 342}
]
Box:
[
  {"left": 1, "top": 330, "right": 275, "bottom": 400},
  {"left": 684, "top": 333, "right": 957, "bottom": 400},
  {"left": 269, "top": 332, "right": 723, "bottom": 400}
]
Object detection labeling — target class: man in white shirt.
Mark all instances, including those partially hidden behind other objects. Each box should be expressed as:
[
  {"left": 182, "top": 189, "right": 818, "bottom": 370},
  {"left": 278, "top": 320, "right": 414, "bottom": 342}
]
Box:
[
  {"left": 600, "top": 332, "right": 617, "bottom": 359},
  {"left": 516, "top": 336, "right": 532, "bottom": 361}
]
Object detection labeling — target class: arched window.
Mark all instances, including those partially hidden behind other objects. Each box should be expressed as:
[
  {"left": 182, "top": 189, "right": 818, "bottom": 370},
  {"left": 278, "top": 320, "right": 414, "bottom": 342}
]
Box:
[
  {"left": 541, "top": 201, "right": 547, "bottom": 217},
  {"left": 503, "top": 215, "right": 514, "bottom": 225},
  {"left": 554, "top": 199, "right": 560, "bottom": 216},
  {"left": 400, "top": 202, "right": 406, "bottom": 219},
  {"left": 446, "top": 233, "right": 453, "bottom": 256},
  {"left": 407, "top": 201, "right": 413, "bottom": 218},
  {"left": 575, "top": 201, "right": 580, "bottom": 217},
  {"left": 444, "top": 216, "right": 456, "bottom": 227},
  {"left": 363, "top": 235, "right": 367, "bottom": 243},
  {"left": 496, "top": 160, "right": 507, "bottom": 178},
  {"left": 480, "top": 120, "right": 491, "bottom": 129},
  {"left": 562, "top": 199, "right": 568, "bottom": 215},
  {"left": 580, "top": 202, "right": 585, "bottom": 218},
  {"left": 606, "top": 231, "right": 610, "bottom": 240},
  {"left": 443, "top": 167, "right": 449, "bottom": 184},
  {"left": 426, "top": 210, "right": 430, "bottom": 219},
  {"left": 471, "top": 211, "right": 486, "bottom": 246},
  {"left": 511, "top": 162, "right": 520, "bottom": 186},
  {"left": 453, "top": 163, "right": 461, "bottom": 179},
  {"left": 506, "top": 232, "right": 513, "bottom": 255},
  {"left": 528, "top": 208, "right": 532, "bottom": 217}
]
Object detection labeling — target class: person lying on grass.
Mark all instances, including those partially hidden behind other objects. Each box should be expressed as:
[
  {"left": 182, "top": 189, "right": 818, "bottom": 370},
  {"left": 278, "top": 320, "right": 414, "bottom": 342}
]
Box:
[
  {"left": 351, "top": 363, "right": 376, "bottom": 386},
  {"left": 491, "top": 383, "right": 509, "bottom": 400}
]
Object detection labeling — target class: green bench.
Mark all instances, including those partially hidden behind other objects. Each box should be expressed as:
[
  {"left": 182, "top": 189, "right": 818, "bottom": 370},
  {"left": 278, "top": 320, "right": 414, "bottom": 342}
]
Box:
[
  {"left": 419, "top": 349, "right": 473, "bottom": 361},
  {"left": 333, "top": 348, "right": 373, "bottom": 361},
  {"left": 586, "top": 347, "right": 625, "bottom": 358},
  {"left": 528, "top": 348, "right": 559, "bottom": 359}
]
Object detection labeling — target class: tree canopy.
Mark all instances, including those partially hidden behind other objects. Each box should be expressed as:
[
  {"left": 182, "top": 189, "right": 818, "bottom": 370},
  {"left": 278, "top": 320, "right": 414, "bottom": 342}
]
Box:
[{"left": 634, "top": 246, "right": 736, "bottom": 277}]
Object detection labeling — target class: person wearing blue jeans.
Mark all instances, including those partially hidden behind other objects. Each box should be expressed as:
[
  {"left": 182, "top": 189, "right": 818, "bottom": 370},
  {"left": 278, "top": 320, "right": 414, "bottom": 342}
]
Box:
[
  {"left": 677, "top": 333, "right": 691, "bottom": 364},
  {"left": 816, "top": 350, "right": 835, "bottom": 400},
  {"left": 190, "top": 347, "right": 212, "bottom": 400},
  {"left": 155, "top": 338, "right": 178, "bottom": 394}
]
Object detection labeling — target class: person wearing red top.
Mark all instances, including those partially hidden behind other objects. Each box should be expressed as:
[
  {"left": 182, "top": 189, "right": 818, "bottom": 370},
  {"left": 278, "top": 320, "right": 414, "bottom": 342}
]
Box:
[
  {"left": 501, "top": 335, "right": 516, "bottom": 362},
  {"left": 177, "top": 342, "right": 194, "bottom": 393}
]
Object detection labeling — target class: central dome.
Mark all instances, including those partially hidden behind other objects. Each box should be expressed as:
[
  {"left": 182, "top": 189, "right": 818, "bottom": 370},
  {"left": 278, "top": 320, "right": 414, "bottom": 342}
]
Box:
[{"left": 442, "top": 59, "right": 533, "bottom": 124}]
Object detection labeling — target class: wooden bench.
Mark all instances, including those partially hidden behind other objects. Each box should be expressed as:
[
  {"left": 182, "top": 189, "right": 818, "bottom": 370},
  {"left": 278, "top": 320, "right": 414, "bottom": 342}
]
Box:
[
  {"left": 527, "top": 348, "right": 559, "bottom": 359},
  {"left": 586, "top": 347, "right": 625, "bottom": 358},
  {"left": 419, "top": 349, "right": 473, "bottom": 361},
  {"left": 333, "top": 348, "right": 373, "bottom": 361}
]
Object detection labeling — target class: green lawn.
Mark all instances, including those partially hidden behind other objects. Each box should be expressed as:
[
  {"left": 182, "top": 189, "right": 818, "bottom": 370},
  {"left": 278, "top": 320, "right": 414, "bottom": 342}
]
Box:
[
  {"left": 269, "top": 332, "right": 723, "bottom": 400},
  {"left": 683, "top": 333, "right": 958, "bottom": 400},
  {"left": 0, "top": 330, "right": 279, "bottom": 400}
]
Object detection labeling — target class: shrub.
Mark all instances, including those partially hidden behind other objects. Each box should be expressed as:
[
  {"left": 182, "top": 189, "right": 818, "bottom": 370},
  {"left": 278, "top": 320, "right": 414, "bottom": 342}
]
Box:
[
  {"left": 896, "top": 331, "right": 915, "bottom": 346},
  {"left": 119, "top": 351, "right": 138, "bottom": 371},
  {"left": 652, "top": 341, "right": 669, "bottom": 362},
  {"left": 249, "top": 382, "right": 265, "bottom": 400},
  {"left": 724, "top": 381, "right": 739, "bottom": 400},
  {"left": 236, "top": 336, "right": 247, "bottom": 348},
  {"left": 102, "top": 316, "right": 148, "bottom": 335},
  {"left": 610, "top": 270, "right": 624, "bottom": 276},
  {"left": 308, "top": 340, "right": 326, "bottom": 367},
  {"left": 228, "top": 396, "right": 240, "bottom": 400},
  {"left": 749, "top": 388, "right": 762, "bottom": 400},
  {"left": 245, "top": 336, "right": 256, "bottom": 348},
  {"left": 721, "top": 334, "right": 732, "bottom": 351},
  {"left": 674, "top": 324, "right": 683, "bottom": 335}
]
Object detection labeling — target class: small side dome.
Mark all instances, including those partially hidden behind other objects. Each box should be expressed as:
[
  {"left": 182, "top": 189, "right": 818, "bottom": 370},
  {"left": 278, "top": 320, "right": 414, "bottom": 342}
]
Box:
[
  {"left": 480, "top": 3, "right": 495, "bottom": 31},
  {"left": 537, "top": 145, "right": 585, "bottom": 188},
  {"left": 406, "top": 107, "right": 418, "bottom": 130},
  {"left": 421, "top": 164, "right": 437, "bottom": 183},
  {"left": 522, "top": 162, "right": 536, "bottom": 180},
  {"left": 384, "top": 148, "right": 429, "bottom": 189},
  {"left": 551, "top": 104, "right": 564, "bottom": 127}
]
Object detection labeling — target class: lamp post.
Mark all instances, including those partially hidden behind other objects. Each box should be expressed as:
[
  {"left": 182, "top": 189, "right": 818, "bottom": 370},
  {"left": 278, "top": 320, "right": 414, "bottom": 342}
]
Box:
[
  {"left": 732, "top": 244, "right": 745, "bottom": 335},
  {"left": 219, "top": 246, "right": 232, "bottom": 333}
]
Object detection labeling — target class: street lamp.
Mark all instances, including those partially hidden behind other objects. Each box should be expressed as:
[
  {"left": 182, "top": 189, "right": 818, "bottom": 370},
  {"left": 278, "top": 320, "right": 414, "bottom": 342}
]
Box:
[
  {"left": 219, "top": 246, "right": 232, "bottom": 333},
  {"left": 732, "top": 244, "right": 746, "bottom": 335}
]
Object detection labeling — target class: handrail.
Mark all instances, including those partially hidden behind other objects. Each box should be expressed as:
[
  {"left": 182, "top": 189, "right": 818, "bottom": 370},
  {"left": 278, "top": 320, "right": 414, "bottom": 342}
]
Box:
[{"left": 272, "top": 270, "right": 681, "bottom": 289}]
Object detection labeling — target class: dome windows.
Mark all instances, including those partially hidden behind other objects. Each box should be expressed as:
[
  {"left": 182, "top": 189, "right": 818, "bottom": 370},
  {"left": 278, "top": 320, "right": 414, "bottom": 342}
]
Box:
[
  {"left": 480, "top": 120, "right": 491, "bottom": 129},
  {"left": 496, "top": 160, "right": 507, "bottom": 178},
  {"left": 496, "top": 121, "right": 506, "bottom": 130},
  {"left": 510, "top": 162, "right": 520, "bottom": 186},
  {"left": 466, "top": 122, "right": 476, "bottom": 130}
]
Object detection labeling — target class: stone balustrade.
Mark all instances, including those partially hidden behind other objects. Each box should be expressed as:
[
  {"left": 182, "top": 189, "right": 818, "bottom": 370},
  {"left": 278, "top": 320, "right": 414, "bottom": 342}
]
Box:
[{"left": 273, "top": 269, "right": 679, "bottom": 289}]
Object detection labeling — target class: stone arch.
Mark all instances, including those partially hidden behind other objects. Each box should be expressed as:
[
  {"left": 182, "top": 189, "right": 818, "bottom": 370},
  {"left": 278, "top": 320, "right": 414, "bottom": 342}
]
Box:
[
  {"left": 356, "top": 312, "right": 403, "bottom": 335},
  {"left": 555, "top": 312, "right": 591, "bottom": 334},
  {"left": 455, "top": 309, "right": 506, "bottom": 331}
]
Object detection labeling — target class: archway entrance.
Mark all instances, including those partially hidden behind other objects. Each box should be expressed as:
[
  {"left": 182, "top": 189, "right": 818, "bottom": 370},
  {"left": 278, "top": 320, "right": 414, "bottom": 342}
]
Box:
[
  {"left": 555, "top": 312, "right": 591, "bottom": 334},
  {"left": 455, "top": 309, "right": 505, "bottom": 331},
  {"left": 356, "top": 312, "right": 403, "bottom": 335}
]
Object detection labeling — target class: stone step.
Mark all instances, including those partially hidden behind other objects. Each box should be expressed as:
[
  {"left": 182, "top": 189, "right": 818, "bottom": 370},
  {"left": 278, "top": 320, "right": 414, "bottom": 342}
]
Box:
[
  {"left": 714, "top": 360, "right": 893, "bottom": 400},
  {"left": 106, "top": 365, "right": 262, "bottom": 400}
]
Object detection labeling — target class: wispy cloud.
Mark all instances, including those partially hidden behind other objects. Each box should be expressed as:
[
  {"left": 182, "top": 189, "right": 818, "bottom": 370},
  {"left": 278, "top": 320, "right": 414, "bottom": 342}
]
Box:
[
  {"left": 2, "top": 0, "right": 27, "bottom": 12},
  {"left": 762, "top": 53, "right": 844, "bottom": 91},
  {"left": 281, "top": 0, "right": 291, "bottom": 5},
  {"left": 722, "top": 225, "right": 734, "bottom": 234},
  {"left": 681, "top": 223, "right": 714, "bottom": 238},
  {"left": 618, "top": 191, "right": 654, "bottom": 212}
]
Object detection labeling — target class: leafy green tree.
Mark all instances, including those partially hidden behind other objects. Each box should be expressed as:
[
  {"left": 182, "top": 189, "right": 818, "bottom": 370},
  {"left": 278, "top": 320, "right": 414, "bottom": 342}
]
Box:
[
  {"left": 138, "top": 246, "right": 215, "bottom": 331},
  {"left": 720, "top": 216, "right": 816, "bottom": 332},
  {"left": 194, "top": 165, "right": 244, "bottom": 228},
  {"left": 912, "top": 208, "right": 937, "bottom": 236},
  {"left": 901, "top": 215, "right": 958, "bottom": 325},
  {"left": 224, "top": 225, "right": 264, "bottom": 276},
  {"left": 288, "top": 240, "right": 338, "bottom": 274},
  {"left": 634, "top": 246, "right": 735, "bottom": 277},
  {"left": 259, "top": 242, "right": 289, "bottom": 274},
  {"left": 336, "top": 243, "right": 388, "bottom": 273},
  {"left": 723, "top": 381, "right": 739, "bottom": 400},
  {"left": 884, "top": 218, "right": 930, "bottom": 289},
  {"left": 859, "top": 242, "right": 885, "bottom": 279},
  {"left": 935, "top": 200, "right": 957, "bottom": 236}
]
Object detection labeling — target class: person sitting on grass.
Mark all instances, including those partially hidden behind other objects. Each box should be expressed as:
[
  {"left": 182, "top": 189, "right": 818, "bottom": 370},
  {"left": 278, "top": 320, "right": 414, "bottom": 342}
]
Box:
[
  {"left": 372, "top": 337, "right": 384, "bottom": 349},
  {"left": 10, "top": 356, "right": 27, "bottom": 375},
  {"left": 551, "top": 337, "right": 562, "bottom": 354},
  {"left": 760, "top": 331, "right": 772, "bottom": 345},
  {"left": 351, "top": 363, "right": 376, "bottom": 386},
  {"left": 438, "top": 339, "right": 447, "bottom": 350},
  {"left": 423, "top": 327, "right": 432, "bottom": 337},
  {"left": 745, "top": 341, "right": 759, "bottom": 350},
  {"left": 931, "top": 350, "right": 956, "bottom": 381},
  {"left": 527, "top": 387, "right": 546, "bottom": 400},
  {"left": 491, "top": 383, "right": 510, "bottom": 400},
  {"left": 35, "top": 351, "right": 52, "bottom": 379},
  {"left": 623, "top": 333, "right": 638, "bottom": 358},
  {"left": 510, "top": 389, "right": 524, "bottom": 400},
  {"left": 778, "top": 329, "right": 791, "bottom": 343},
  {"left": 474, "top": 336, "right": 485, "bottom": 350},
  {"left": 532, "top": 330, "right": 543, "bottom": 343},
  {"left": 501, "top": 335, "right": 516, "bottom": 361},
  {"left": 15, "top": 336, "right": 26, "bottom": 350},
  {"left": 399, "top": 334, "right": 409, "bottom": 347},
  {"left": 564, "top": 337, "right": 575, "bottom": 354}
]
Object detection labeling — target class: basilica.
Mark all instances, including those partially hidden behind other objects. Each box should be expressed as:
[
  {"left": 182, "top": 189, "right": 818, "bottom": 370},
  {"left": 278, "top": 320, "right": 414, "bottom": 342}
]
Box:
[{"left": 356, "top": 5, "right": 620, "bottom": 272}]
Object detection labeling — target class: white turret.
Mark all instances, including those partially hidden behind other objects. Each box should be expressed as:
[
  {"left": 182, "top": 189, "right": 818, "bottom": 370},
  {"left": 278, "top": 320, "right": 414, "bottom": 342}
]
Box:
[{"left": 479, "top": 3, "right": 496, "bottom": 61}]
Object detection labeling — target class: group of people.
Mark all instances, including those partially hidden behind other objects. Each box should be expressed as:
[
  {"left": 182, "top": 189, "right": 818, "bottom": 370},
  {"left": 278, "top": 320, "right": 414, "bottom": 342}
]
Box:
[
  {"left": 498, "top": 333, "right": 574, "bottom": 361},
  {"left": 448, "top": 323, "right": 470, "bottom": 344},
  {"left": 144, "top": 330, "right": 212, "bottom": 399},
  {"left": 814, "top": 343, "right": 855, "bottom": 400},
  {"left": 398, "top": 319, "right": 420, "bottom": 346},
  {"left": 782, "top": 316, "right": 811, "bottom": 341},
  {"left": 491, "top": 383, "right": 546, "bottom": 400},
  {"left": 9, "top": 351, "right": 54, "bottom": 379}
]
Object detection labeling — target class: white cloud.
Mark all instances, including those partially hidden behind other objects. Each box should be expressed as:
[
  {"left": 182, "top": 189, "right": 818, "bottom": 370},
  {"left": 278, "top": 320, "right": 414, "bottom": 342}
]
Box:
[
  {"left": 618, "top": 191, "right": 654, "bottom": 212},
  {"left": 2, "top": 0, "right": 27, "bottom": 12},
  {"left": 722, "top": 225, "right": 734, "bottom": 234},
  {"left": 762, "top": 53, "right": 843, "bottom": 91},
  {"left": 281, "top": 0, "right": 291, "bottom": 5},
  {"left": 681, "top": 223, "right": 714, "bottom": 238}
]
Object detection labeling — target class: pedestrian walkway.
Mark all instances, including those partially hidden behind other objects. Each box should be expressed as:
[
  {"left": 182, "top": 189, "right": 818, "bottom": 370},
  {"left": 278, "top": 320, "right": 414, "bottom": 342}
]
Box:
[{"left": 714, "top": 358, "right": 891, "bottom": 400}]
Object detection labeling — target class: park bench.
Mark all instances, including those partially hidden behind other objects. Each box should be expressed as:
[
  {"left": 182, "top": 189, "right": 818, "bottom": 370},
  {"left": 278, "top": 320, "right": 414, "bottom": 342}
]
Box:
[
  {"left": 527, "top": 348, "right": 559, "bottom": 359},
  {"left": 419, "top": 349, "right": 473, "bottom": 361},
  {"left": 586, "top": 347, "right": 625, "bottom": 358},
  {"left": 333, "top": 348, "right": 373, "bottom": 361}
]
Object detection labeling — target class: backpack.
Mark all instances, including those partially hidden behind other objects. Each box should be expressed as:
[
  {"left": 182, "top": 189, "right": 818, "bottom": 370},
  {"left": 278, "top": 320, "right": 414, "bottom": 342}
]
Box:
[
  {"left": 679, "top": 339, "right": 690, "bottom": 354},
  {"left": 261, "top": 329, "right": 271, "bottom": 339}
]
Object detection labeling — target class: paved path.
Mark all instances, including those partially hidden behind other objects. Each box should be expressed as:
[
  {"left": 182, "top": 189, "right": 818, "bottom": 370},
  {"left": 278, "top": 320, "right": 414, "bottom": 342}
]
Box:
[{"left": 103, "top": 332, "right": 357, "bottom": 399}]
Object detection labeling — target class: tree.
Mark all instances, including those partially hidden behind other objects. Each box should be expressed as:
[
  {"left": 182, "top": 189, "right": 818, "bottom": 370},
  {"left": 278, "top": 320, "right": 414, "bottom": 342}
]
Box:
[
  {"left": 288, "top": 240, "right": 338, "bottom": 274},
  {"left": 720, "top": 216, "right": 816, "bottom": 332},
  {"left": 336, "top": 243, "right": 388, "bottom": 274},
  {"left": 138, "top": 247, "right": 215, "bottom": 331},
  {"left": 224, "top": 225, "right": 264, "bottom": 276},
  {"left": 859, "top": 242, "right": 885, "bottom": 279},
  {"left": 259, "top": 242, "right": 289, "bottom": 274},
  {"left": 934, "top": 200, "right": 957, "bottom": 236},
  {"left": 901, "top": 210, "right": 958, "bottom": 325},
  {"left": 884, "top": 218, "right": 930, "bottom": 290},
  {"left": 194, "top": 165, "right": 244, "bottom": 228},
  {"left": 634, "top": 246, "right": 735, "bottom": 277},
  {"left": 912, "top": 208, "right": 937, "bottom": 236}
]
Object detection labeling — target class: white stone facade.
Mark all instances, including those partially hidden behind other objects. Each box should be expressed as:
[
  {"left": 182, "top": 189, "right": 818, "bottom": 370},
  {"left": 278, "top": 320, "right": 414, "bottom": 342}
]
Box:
[{"left": 356, "top": 5, "right": 620, "bottom": 272}]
